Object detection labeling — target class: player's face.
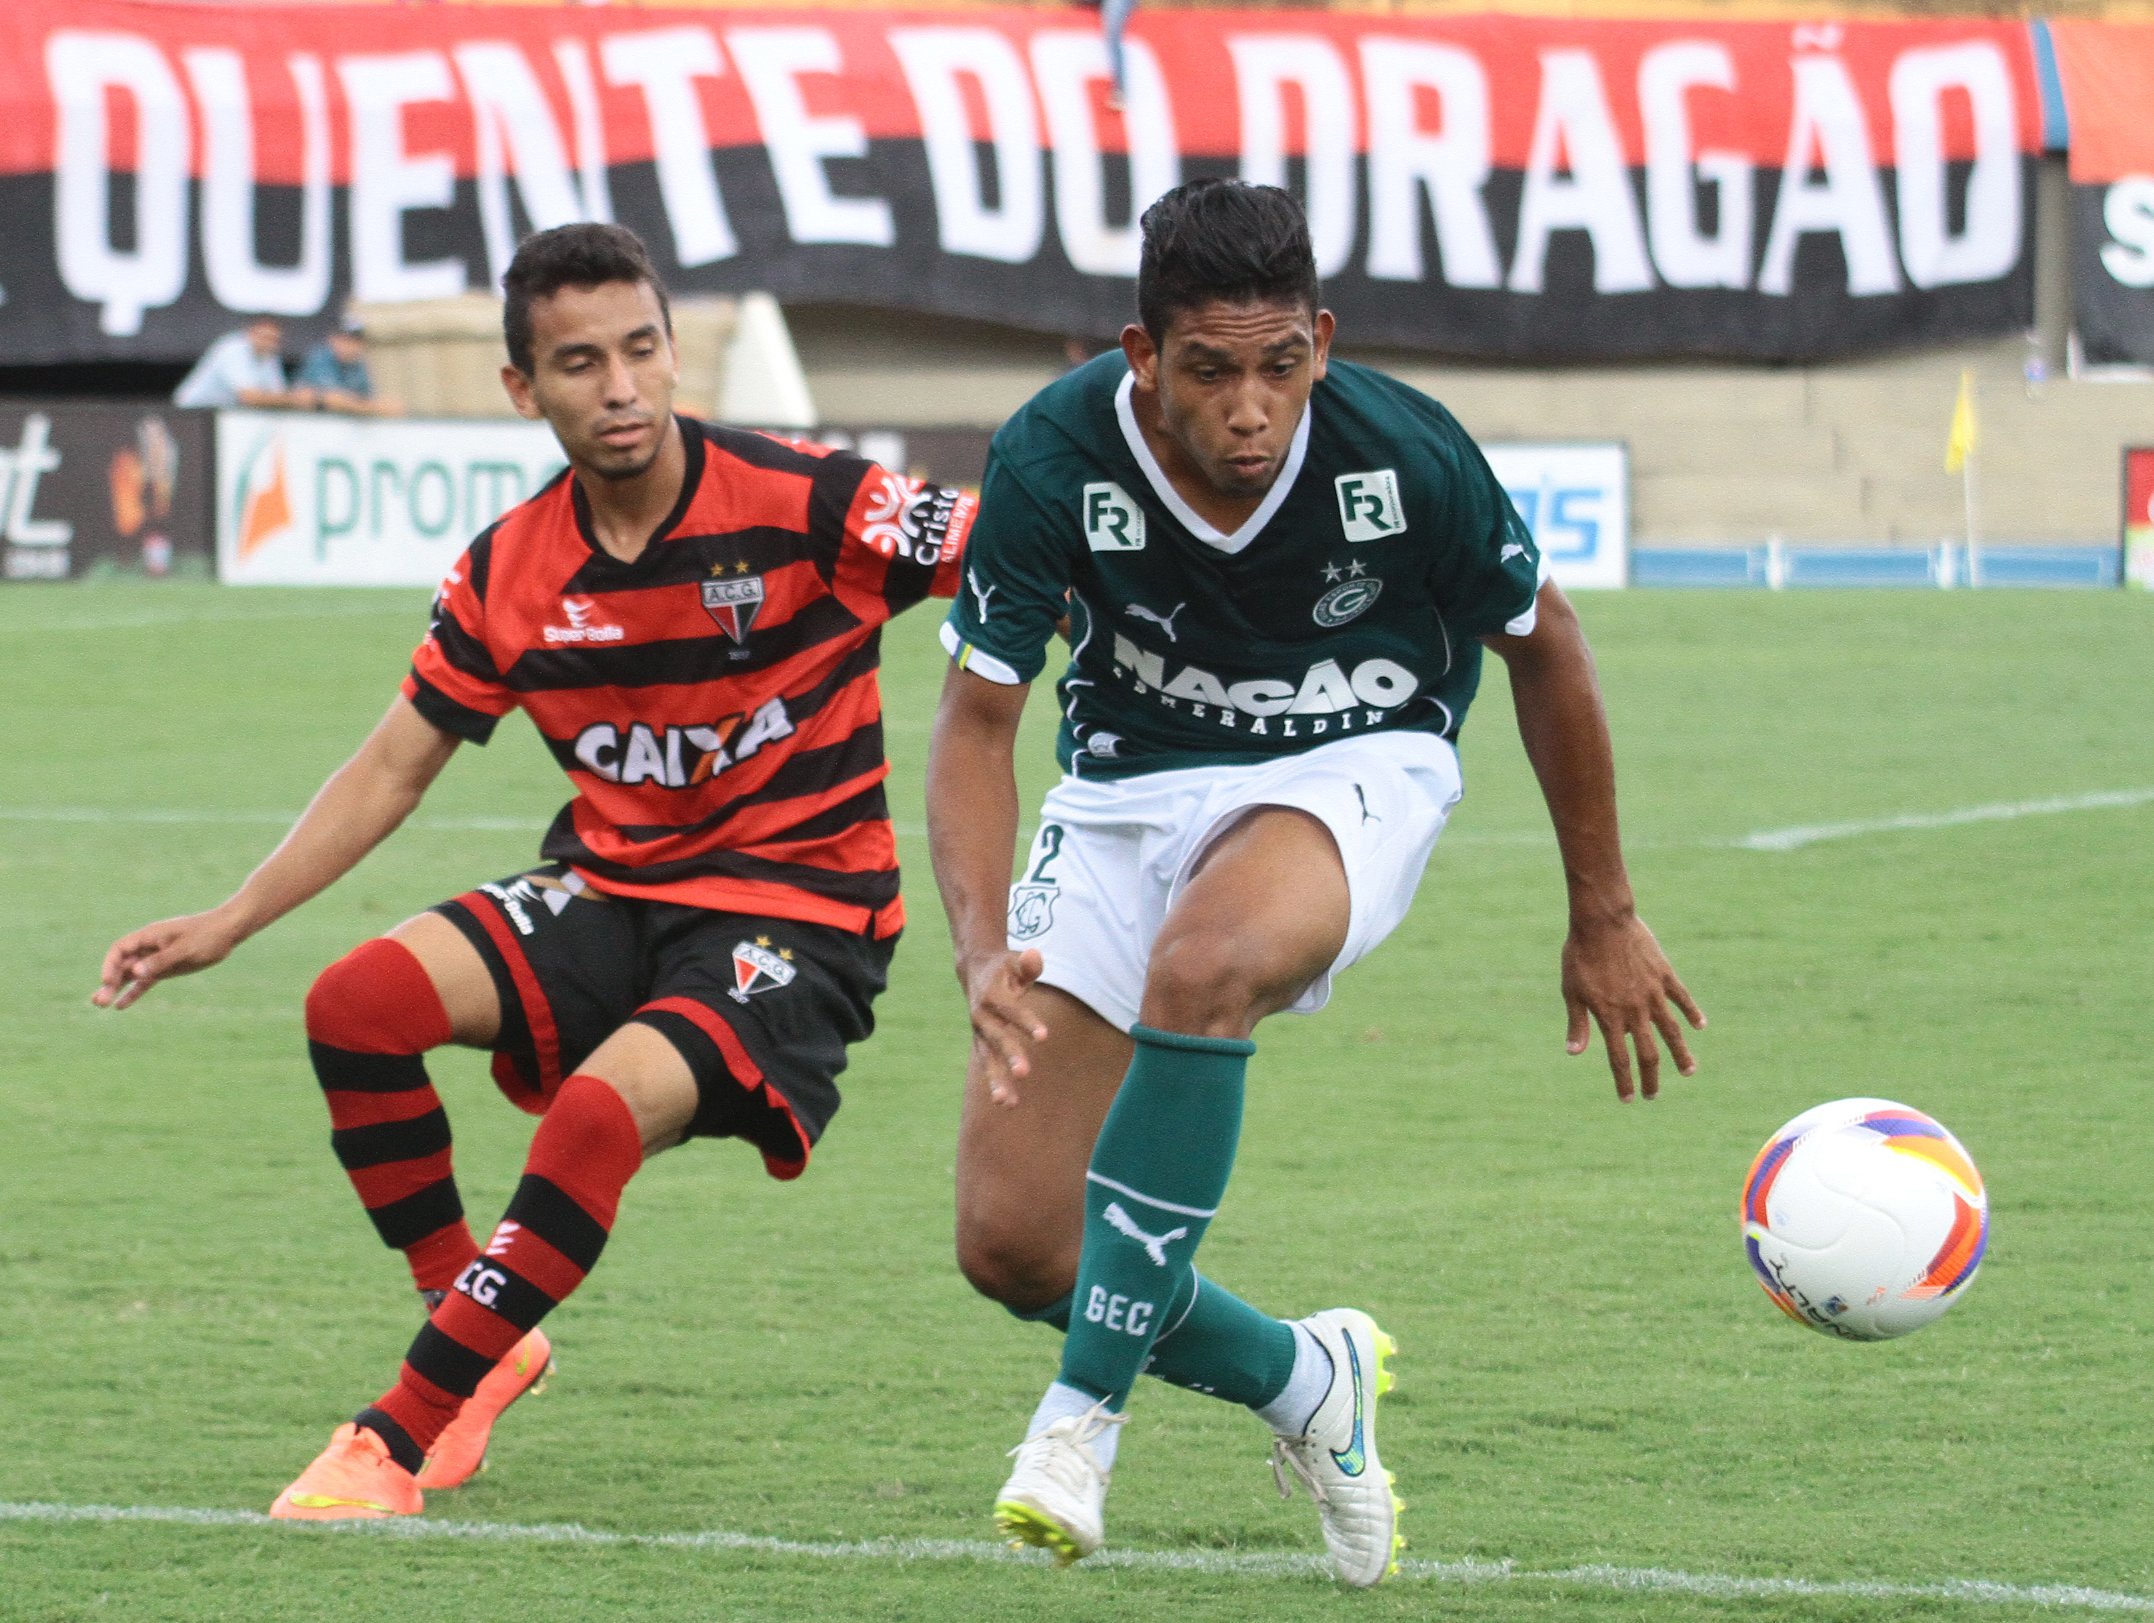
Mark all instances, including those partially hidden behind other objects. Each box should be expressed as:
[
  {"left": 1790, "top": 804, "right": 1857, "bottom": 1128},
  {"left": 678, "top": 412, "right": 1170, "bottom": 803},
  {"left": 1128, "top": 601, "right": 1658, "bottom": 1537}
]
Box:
[
  {"left": 503, "top": 280, "right": 678, "bottom": 481},
  {"left": 1126, "top": 299, "right": 1334, "bottom": 499}
]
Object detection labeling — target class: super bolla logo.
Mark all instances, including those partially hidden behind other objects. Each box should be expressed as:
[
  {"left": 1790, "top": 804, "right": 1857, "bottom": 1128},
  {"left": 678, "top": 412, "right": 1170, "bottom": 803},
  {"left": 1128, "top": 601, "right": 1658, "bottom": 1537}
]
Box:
[{"left": 572, "top": 697, "right": 792, "bottom": 788}]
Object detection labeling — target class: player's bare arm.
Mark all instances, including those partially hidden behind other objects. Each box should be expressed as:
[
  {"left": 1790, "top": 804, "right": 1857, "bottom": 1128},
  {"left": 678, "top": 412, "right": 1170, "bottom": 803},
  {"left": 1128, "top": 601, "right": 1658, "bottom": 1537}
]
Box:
[
  {"left": 93, "top": 696, "right": 460, "bottom": 1010},
  {"left": 927, "top": 662, "right": 1047, "bottom": 1102},
  {"left": 1483, "top": 581, "right": 1705, "bottom": 1102}
]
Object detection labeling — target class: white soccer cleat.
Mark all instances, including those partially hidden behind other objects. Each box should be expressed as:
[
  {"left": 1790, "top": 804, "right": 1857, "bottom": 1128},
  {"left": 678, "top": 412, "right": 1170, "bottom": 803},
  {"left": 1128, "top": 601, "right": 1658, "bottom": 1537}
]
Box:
[
  {"left": 1270, "top": 1307, "right": 1404, "bottom": 1588},
  {"left": 992, "top": 1402, "right": 1126, "bottom": 1566}
]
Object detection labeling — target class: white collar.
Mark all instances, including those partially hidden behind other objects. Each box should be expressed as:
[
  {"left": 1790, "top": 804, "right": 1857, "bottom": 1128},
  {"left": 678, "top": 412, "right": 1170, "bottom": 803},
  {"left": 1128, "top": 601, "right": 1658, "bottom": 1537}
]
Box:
[{"left": 1113, "top": 371, "right": 1311, "bottom": 556}]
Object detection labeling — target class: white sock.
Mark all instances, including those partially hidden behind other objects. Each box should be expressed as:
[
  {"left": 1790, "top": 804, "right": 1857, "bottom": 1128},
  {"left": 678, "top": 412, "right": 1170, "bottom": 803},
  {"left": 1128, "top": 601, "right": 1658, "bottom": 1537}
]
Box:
[
  {"left": 1253, "top": 1322, "right": 1334, "bottom": 1436},
  {"left": 1028, "top": 1380, "right": 1122, "bottom": 1471}
]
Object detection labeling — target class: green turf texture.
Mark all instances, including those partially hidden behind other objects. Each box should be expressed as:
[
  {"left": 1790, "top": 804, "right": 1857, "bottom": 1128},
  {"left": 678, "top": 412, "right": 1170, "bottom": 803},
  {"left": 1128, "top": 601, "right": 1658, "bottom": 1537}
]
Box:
[{"left": 1, "top": 583, "right": 2148, "bottom": 1621}]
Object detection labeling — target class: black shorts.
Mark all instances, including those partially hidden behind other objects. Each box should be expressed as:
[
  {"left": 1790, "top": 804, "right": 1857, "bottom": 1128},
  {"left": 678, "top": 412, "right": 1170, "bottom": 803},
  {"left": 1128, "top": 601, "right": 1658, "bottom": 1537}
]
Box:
[{"left": 434, "top": 865, "right": 894, "bottom": 1179}]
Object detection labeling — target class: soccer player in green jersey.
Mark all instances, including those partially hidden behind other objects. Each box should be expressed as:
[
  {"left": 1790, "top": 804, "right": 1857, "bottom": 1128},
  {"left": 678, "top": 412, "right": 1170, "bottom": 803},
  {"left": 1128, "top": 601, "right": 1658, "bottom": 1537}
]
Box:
[{"left": 924, "top": 180, "right": 1705, "bottom": 1586}]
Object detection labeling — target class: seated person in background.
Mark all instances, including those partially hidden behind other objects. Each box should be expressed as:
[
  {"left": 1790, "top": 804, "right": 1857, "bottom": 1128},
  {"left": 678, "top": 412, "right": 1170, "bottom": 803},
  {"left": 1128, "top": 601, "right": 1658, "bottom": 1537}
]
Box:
[
  {"left": 173, "top": 316, "right": 318, "bottom": 410},
  {"left": 299, "top": 312, "right": 402, "bottom": 416}
]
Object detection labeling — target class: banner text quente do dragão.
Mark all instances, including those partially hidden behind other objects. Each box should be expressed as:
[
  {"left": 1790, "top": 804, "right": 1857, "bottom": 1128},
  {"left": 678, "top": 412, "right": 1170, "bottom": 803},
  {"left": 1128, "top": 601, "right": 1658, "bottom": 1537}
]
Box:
[{"left": 1, "top": 5, "right": 2040, "bottom": 362}]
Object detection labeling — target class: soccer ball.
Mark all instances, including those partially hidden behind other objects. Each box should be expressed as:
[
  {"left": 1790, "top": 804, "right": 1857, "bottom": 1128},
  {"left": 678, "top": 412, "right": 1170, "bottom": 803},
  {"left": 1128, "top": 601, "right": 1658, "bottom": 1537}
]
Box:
[{"left": 1740, "top": 1098, "right": 1987, "bottom": 1341}]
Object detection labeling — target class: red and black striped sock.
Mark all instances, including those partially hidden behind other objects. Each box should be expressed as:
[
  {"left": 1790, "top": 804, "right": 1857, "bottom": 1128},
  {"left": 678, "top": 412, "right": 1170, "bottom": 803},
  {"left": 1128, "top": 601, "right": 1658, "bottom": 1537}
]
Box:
[
  {"left": 359, "top": 1074, "right": 643, "bottom": 1472},
  {"left": 306, "top": 938, "right": 479, "bottom": 1295}
]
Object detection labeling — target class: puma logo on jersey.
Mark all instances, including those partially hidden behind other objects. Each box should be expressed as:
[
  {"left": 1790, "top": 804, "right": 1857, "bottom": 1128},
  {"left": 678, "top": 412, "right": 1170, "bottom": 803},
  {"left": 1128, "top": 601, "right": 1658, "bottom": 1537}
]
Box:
[
  {"left": 1103, "top": 1201, "right": 1188, "bottom": 1267},
  {"left": 968, "top": 567, "right": 997, "bottom": 623},
  {"left": 1124, "top": 601, "right": 1186, "bottom": 642}
]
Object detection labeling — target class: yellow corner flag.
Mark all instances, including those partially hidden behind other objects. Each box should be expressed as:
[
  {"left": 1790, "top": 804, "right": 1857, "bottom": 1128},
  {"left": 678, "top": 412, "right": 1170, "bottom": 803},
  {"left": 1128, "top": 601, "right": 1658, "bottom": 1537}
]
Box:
[{"left": 1945, "top": 369, "right": 1977, "bottom": 474}]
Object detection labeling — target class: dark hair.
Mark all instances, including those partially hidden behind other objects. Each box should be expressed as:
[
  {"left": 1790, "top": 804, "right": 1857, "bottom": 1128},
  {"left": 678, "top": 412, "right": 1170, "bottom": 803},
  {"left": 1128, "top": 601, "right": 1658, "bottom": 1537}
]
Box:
[
  {"left": 502, "top": 223, "right": 672, "bottom": 374},
  {"left": 1135, "top": 180, "right": 1319, "bottom": 341}
]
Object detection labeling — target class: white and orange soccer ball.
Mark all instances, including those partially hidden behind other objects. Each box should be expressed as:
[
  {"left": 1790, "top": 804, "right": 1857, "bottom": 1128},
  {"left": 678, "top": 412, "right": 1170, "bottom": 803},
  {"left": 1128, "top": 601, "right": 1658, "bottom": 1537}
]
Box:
[{"left": 1740, "top": 1098, "right": 1988, "bottom": 1341}]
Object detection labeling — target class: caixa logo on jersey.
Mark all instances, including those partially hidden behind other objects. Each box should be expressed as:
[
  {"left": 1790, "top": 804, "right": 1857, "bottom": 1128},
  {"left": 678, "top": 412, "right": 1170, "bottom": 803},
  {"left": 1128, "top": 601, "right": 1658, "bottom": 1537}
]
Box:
[{"left": 572, "top": 696, "right": 792, "bottom": 788}]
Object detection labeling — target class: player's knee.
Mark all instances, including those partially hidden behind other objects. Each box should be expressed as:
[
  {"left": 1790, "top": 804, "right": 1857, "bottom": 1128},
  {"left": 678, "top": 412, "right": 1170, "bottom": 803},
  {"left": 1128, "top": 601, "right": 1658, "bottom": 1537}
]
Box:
[
  {"left": 305, "top": 937, "right": 451, "bottom": 1058},
  {"left": 955, "top": 1218, "right": 1074, "bottom": 1311},
  {"left": 1140, "top": 932, "right": 1274, "bottom": 1037}
]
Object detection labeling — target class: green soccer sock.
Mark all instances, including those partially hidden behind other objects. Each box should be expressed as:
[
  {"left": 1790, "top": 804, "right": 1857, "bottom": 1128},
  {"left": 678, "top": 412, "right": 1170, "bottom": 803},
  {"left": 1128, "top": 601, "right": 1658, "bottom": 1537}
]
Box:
[
  {"left": 1142, "top": 1273, "right": 1299, "bottom": 1409},
  {"left": 1008, "top": 1274, "right": 1297, "bottom": 1411},
  {"left": 1057, "top": 1025, "right": 1252, "bottom": 1410}
]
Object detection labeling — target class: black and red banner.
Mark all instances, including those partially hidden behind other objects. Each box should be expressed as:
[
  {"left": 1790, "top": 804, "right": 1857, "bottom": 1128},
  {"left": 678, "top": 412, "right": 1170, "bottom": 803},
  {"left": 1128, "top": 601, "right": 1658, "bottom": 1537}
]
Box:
[
  {"left": 0, "top": 3, "right": 2043, "bottom": 364},
  {"left": 2048, "top": 22, "right": 2154, "bottom": 368}
]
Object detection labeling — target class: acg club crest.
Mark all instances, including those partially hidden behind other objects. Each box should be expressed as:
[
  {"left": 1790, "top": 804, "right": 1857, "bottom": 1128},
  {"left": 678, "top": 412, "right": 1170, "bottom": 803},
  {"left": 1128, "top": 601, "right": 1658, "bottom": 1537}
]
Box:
[
  {"left": 729, "top": 937, "right": 798, "bottom": 1003},
  {"left": 1313, "top": 578, "right": 1383, "bottom": 627},
  {"left": 701, "top": 575, "right": 765, "bottom": 643}
]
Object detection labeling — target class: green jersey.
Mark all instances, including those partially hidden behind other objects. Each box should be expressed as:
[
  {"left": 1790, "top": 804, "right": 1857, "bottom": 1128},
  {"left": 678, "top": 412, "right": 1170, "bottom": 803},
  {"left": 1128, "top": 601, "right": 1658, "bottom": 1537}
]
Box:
[{"left": 942, "top": 354, "right": 1543, "bottom": 779}]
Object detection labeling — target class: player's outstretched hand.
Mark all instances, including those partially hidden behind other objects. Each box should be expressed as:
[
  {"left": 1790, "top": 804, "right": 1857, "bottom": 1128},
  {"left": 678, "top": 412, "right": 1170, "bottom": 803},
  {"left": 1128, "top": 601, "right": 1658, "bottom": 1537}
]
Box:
[
  {"left": 93, "top": 909, "right": 244, "bottom": 1010},
  {"left": 1561, "top": 912, "right": 1705, "bottom": 1102},
  {"left": 964, "top": 946, "right": 1048, "bottom": 1107}
]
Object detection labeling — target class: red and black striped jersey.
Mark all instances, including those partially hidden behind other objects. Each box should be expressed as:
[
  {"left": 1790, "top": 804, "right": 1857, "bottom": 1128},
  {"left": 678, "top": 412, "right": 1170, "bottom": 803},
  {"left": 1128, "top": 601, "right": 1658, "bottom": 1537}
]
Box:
[{"left": 403, "top": 416, "right": 973, "bottom": 937}]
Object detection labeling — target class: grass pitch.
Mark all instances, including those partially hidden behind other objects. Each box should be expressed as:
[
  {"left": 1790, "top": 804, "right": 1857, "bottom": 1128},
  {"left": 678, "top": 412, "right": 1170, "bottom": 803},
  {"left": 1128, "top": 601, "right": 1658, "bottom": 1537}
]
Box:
[{"left": 1, "top": 583, "right": 2149, "bottom": 1621}]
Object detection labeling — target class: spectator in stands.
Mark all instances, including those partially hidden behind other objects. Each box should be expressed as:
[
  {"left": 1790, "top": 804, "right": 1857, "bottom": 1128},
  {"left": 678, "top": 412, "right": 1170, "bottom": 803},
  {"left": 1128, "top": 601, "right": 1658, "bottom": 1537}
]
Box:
[
  {"left": 299, "top": 310, "right": 402, "bottom": 417},
  {"left": 173, "top": 317, "right": 317, "bottom": 411}
]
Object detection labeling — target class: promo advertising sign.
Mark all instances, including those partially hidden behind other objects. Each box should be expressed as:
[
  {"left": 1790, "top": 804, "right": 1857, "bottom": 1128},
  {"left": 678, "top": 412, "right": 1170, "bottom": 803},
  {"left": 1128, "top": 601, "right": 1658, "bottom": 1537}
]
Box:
[
  {"left": 1486, "top": 443, "right": 1631, "bottom": 590},
  {"left": 0, "top": 4, "right": 2039, "bottom": 365},
  {"left": 2047, "top": 23, "right": 2154, "bottom": 368},
  {"left": 216, "top": 411, "right": 564, "bottom": 585},
  {"left": 2125, "top": 447, "right": 2154, "bottom": 589},
  {"left": 0, "top": 401, "right": 213, "bottom": 580}
]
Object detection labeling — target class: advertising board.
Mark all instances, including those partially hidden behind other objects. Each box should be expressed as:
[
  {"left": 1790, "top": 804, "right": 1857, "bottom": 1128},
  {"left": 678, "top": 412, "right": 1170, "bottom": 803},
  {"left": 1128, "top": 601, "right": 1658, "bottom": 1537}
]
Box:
[
  {"left": 1485, "top": 443, "right": 1631, "bottom": 590},
  {"left": 214, "top": 414, "right": 1630, "bottom": 590},
  {"left": 216, "top": 411, "right": 566, "bottom": 586},
  {"left": 0, "top": 401, "right": 213, "bottom": 580},
  {"left": 2126, "top": 447, "right": 2154, "bottom": 588}
]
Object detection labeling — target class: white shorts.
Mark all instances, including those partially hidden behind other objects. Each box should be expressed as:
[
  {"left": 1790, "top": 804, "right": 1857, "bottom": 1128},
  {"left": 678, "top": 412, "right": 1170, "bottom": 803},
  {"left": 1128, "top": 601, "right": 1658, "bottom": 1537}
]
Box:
[{"left": 1007, "top": 731, "right": 1464, "bottom": 1033}]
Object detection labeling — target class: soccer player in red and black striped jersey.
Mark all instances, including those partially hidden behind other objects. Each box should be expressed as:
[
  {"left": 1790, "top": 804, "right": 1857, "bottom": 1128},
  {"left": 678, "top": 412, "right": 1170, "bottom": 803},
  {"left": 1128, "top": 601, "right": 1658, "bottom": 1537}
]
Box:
[{"left": 92, "top": 224, "right": 973, "bottom": 1521}]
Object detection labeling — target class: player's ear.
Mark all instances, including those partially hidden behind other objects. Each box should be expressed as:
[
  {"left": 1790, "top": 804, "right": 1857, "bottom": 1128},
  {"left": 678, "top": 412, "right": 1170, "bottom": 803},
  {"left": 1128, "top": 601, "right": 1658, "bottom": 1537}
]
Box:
[
  {"left": 1311, "top": 309, "right": 1335, "bottom": 381},
  {"left": 1120, "top": 323, "right": 1158, "bottom": 390},
  {"left": 500, "top": 364, "right": 544, "bottom": 421}
]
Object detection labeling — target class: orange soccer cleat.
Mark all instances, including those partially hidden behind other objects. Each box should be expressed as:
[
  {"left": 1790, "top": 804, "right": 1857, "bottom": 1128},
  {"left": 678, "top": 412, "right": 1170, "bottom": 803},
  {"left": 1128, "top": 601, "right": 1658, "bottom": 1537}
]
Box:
[
  {"left": 417, "top": 1328, "right": 554, "bottom": 1491},
  {"left": 269, "top": 1423, "right": 423, "bottom": 1521}
]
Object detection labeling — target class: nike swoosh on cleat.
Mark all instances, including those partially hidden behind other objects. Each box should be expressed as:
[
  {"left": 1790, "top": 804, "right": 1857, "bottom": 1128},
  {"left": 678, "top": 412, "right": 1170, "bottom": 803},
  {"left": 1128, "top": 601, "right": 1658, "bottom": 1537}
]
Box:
[{"left": 1330, "top": 1334, "right": 1369, "bottom": 1476}]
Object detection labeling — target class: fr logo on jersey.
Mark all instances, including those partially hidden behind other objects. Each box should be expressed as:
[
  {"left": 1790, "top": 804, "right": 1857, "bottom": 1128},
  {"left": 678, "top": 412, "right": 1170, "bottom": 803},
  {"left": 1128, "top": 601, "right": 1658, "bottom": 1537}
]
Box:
[
  {"left": 701, "top": 574, "right": 765, "bottom": 643},
  {"left": 1084, "top": 482, "right": 1146, "bottom": 551},
  {"left": 729, "top": 936, "right": 797, "bottom": 1003},
  {"left": 1336, "top": 470, "right": 1405, "bottom": 542}
]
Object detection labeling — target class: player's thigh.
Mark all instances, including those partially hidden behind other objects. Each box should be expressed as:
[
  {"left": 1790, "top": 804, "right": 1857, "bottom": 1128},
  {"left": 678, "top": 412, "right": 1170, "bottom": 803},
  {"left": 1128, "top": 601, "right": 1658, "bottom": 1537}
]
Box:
[
  {"left": 634, "top": 909, "right": 896, "bottom": 1181},
  {"left": 1141, "top": 806, "right": 1350, "bottom": 1033},
  {"left": 428, "top": 866, "right": 645, "bottom": 1110},
  {"left": 955, "top": 984, "right": 1133, "bottom": 1287},
  {"left": 565, "top": 1021, "right": 699, "bottom": 1157},
  {"left": 387, "top": 910, "right": 503, "bottom": 1046}
]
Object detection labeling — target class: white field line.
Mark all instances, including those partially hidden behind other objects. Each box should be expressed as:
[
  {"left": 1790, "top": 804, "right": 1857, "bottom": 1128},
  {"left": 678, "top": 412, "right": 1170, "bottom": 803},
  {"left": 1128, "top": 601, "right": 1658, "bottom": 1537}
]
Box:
[
  {"left": 1737, "top": 787, "right": 2154, "bottom": 852},
  {"left": 6, "top": 788, "right": 2151, "bottom": 855},
  {"left": 16, "top": 603, "right": 422, "bottom": 634},
  {"left": 0, "top": 806, "right": 546, "bottom": 834},
  {"left": 2, "top": 1502, "right": 2147, "bottom": 1612},
  {"left": 0, "top": 806, "right": 936, "bottom": 840}
]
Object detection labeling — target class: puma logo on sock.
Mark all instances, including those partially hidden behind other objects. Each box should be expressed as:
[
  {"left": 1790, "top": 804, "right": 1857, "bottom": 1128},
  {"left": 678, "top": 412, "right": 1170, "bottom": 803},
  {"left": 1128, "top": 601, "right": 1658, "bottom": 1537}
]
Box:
[{"left": 1103, "top": 1201, "right": 1188, "bottom": 1268}]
